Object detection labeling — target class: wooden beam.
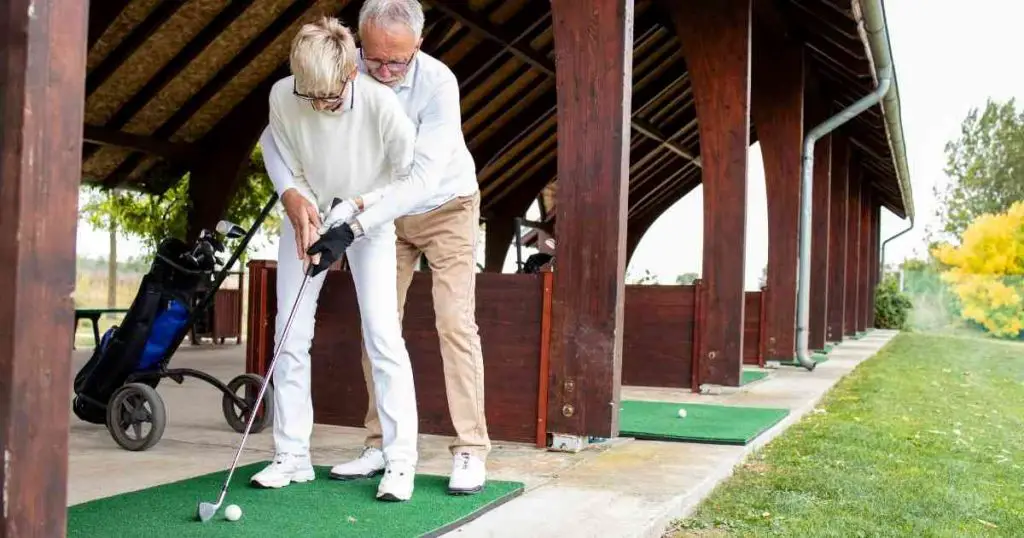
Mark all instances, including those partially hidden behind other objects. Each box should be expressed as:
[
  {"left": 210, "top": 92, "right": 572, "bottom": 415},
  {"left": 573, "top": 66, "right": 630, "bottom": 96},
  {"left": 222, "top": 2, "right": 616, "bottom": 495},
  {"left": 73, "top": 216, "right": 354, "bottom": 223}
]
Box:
[
  {"left": 103, "top": 0, "right": 321, "bottom": 188},
  {"left": 83, "top": 125, "right": 192, "bottom": 159},
  {"left": 85, "top": 1, "right": 186, "bottom": 97},
  {"left": 752, "top": 28, "right": 804, "bottom": 362},
  {"left": 844, "top": 159, "right": 862, "bottom": 336},
  {"left": 869, "top": 202, "right": 881, "bottom": 327},
  {"left": 547, "top": 0, "right": 632, "bottom": 438},
  {"left": 667, "top": 0, "right": 752, "bottom": 388},
  {"left": 826, "top": 134, "right": 849, "bottom": 342},
  {"left": 88, "top": 0, "right": 132, "bottom": 49},
  {"left": 0, "top": 0, "right": 87, "bottom": 534}
]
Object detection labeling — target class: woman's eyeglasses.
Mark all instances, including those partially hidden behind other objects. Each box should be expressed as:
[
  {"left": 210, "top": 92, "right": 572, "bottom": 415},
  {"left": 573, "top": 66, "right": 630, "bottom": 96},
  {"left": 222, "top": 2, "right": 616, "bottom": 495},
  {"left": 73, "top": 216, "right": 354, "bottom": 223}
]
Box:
[{"left": 293, "top": 78, "right": 349, "bottom": 108}]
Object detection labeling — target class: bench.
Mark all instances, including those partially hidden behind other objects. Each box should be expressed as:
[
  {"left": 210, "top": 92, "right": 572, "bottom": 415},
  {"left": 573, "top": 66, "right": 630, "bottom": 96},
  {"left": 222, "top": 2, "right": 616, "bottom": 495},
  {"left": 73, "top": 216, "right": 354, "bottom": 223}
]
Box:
[{"left": 74, "top": 308, "right": 129, "bottom": 348}]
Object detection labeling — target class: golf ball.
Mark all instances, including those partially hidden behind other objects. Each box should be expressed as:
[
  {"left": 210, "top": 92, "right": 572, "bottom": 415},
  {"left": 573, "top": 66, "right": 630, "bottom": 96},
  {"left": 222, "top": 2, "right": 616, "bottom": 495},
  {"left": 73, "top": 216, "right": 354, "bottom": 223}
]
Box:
[
  {"left": 225, "top": 504, "right": 242, "bottom": 522},
  {"left": 677, "top": 408, "right": 687, "bottom": 418}
]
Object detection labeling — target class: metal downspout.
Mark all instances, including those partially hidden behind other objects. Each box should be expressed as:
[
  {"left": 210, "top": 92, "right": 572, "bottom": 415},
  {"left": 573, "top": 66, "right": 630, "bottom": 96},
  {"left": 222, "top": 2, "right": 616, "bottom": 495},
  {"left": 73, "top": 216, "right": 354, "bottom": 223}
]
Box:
[{"left": 880, "top": 219, "right": 914, "bottom": 282}]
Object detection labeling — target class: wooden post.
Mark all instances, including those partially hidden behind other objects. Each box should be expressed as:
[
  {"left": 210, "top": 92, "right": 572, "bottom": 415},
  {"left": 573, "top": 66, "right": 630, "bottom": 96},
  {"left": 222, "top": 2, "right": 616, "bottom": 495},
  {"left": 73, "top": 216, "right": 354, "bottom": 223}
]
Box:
[
  {"left": 0, "top": 0, "right": 87, "bottom": 535},
  {"left": 484, "top": 215, "right": 516, "bottom": 272},
  {"left": 844, "top": 160, "right": 862, "bottom": 336},
  {"left": 858, "top": 185, "right": 873, "bottom": 332},
  {"left": 751, "top": 28, "right": 804, "bottom": 362},
  {"left": 869, "top": 203, "right": 881, "bottom": 327},
  {"left": 808, "top": 131, "right": 831, "bottom": 350},
  {"left": 668, "top": 0, "right": 751, "bottom": 387},
  {"left": 826, "top": 135, "right": 849, "bottom": 342},
  {"left": 547, "top": 0, "right": 633, "bottom": 438}
]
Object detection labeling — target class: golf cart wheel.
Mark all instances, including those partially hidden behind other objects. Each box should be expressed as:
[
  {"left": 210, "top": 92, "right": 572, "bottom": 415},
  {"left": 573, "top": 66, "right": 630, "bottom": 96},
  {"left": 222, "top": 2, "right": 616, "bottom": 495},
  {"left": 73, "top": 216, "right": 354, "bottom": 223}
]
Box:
[
  {"left": 222, "top": 373, "right": 273, "bottom": 434},
  {"left": 106, "top": 383, "right": 166, "bottom": 451}
]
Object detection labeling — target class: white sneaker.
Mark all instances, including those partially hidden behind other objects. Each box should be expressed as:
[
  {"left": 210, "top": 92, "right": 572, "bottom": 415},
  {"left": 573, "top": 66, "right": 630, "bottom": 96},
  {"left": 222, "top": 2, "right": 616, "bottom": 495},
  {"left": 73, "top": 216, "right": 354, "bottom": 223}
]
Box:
[
  {"left": 448, "top": 452, "right": 486, "bottom": 495},
  {"left": 376, "top": 463, "right": 415, "bottom": 502},
  {"left": 329, "top": 446, "right": 386, "bottom": 480},
  {"left": 250, "top": 452, "right": 315, "bottom": 488}
]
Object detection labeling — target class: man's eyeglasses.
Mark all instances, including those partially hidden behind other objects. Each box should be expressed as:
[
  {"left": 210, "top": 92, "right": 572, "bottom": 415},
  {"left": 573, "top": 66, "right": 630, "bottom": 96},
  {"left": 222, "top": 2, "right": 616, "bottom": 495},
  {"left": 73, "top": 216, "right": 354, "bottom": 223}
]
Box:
[{"left": 360, "top": 49, "right": 417, "bottom": 73}]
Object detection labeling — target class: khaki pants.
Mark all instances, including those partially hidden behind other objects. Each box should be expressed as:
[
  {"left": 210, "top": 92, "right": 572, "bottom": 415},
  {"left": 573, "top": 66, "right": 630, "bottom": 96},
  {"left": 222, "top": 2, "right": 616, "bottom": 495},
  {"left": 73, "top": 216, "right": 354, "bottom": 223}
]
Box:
[{"left": 360, "top": 192, "right": 491, "bottom": 460}]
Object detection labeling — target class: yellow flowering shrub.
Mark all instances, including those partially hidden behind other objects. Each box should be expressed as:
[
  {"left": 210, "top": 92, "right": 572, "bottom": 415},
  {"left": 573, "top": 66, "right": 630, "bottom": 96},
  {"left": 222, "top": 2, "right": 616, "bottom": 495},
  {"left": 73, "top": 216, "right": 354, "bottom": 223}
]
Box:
[{"left": 932, "top": 201, "right": 1024, "bottom": 338}]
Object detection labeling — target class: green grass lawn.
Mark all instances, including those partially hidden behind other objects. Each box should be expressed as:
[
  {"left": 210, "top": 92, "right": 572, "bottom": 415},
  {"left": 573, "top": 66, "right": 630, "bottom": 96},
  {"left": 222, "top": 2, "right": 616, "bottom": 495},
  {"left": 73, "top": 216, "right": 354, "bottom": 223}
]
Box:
[{"left": 666, "top": 332, "right": 1024, "bottom": 538}]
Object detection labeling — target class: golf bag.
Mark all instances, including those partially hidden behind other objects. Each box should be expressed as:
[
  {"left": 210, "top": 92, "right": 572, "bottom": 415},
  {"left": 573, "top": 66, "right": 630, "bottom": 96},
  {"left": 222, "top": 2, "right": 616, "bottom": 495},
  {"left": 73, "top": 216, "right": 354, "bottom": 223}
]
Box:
[{"left": 72, "top": 237, "right": 214, "bottom": 424}]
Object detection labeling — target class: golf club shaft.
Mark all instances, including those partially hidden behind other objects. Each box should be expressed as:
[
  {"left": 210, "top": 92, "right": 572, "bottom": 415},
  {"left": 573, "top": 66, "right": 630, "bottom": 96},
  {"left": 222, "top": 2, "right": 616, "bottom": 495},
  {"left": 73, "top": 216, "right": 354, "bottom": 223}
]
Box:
[{"left": 214, "top": 268, "right": 313, "bottom": 504}]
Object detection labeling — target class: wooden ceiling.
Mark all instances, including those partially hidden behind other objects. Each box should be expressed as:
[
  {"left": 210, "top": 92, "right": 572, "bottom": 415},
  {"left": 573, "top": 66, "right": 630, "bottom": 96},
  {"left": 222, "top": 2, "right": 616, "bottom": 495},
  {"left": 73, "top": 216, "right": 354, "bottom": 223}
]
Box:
[{"left": 81, "top": 0, "right": 909, "bottom": 231}]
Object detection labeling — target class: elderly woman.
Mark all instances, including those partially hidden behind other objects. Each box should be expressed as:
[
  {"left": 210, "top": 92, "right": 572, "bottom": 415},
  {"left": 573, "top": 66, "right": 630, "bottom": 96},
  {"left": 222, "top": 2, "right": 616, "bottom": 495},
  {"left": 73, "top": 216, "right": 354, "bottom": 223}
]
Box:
[{"left": 249, "top": 15, "right": 419, "bottom": 503}]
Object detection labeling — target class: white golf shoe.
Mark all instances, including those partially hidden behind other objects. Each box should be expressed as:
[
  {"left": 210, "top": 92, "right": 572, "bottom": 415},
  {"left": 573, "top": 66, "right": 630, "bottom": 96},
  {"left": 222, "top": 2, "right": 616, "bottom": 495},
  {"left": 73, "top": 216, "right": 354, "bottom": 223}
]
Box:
[
  {"left": 447, "top": 452, "right": 486, "bottom": 495},
  {"left": 249, "top": 452, "right": 315, "bottom": 488},
  {"left": 329, "top": 446, "right": 386, "bottom": 480},
  {"left": 376, "top": 463, "right": 416, "bottom": 502}
]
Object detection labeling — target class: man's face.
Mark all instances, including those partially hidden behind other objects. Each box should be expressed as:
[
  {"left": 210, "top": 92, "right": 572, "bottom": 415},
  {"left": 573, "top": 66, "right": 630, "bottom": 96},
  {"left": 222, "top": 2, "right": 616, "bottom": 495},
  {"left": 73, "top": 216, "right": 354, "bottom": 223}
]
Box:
[{"left": 359, "top": 22, "right": 421, "bottom": 87}]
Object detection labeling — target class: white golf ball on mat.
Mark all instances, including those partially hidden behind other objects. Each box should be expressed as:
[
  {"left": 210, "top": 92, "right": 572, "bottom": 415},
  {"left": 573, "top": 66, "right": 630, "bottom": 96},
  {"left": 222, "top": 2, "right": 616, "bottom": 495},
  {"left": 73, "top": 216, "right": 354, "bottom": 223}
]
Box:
[
  {"left": 677, "top": 408, "right": 687, "bottom": 418},
  {"left": 225, "top": 504, "right": 242, "bottom": 521}
]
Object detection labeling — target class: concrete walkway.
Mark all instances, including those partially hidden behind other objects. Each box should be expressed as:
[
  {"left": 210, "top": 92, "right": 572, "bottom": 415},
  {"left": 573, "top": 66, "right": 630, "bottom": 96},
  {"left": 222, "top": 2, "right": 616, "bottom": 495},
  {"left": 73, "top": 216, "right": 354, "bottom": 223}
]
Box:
[{"left": 67, "top": 330, "right": 898, "bottom": 538}]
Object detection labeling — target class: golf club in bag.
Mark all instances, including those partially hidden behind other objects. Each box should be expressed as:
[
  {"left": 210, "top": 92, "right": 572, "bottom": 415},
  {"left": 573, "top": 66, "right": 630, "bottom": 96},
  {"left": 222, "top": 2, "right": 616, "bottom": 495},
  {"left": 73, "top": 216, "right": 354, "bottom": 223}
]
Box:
[{"left": 72, "top": 194, "right": 279, "bottom": 451}]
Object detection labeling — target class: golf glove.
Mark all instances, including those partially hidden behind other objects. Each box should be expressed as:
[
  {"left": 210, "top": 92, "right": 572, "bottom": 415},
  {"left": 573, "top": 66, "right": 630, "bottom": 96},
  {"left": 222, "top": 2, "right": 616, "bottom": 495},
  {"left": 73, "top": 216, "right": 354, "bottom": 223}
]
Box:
[
  {"left": 321, "top": 198, "right": 359, "bottom": 234},
  {"left": 306, "top": 222, "right": 355, "bottom": 276}
]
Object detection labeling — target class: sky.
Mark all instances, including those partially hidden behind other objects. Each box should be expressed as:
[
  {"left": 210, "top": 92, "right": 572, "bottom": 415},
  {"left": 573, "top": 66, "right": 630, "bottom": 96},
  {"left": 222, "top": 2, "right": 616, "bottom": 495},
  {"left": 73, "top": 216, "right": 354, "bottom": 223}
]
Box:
[{"left": 76, "top": 0, "right": 1024, "bottom": 287}]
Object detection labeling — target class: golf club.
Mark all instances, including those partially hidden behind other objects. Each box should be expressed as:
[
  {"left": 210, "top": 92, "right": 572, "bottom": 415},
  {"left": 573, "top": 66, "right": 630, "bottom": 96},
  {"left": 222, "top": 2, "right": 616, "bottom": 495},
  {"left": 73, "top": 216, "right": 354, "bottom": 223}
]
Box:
[{"left": 196, "top": 266, "right": 314, "bottom": 522}]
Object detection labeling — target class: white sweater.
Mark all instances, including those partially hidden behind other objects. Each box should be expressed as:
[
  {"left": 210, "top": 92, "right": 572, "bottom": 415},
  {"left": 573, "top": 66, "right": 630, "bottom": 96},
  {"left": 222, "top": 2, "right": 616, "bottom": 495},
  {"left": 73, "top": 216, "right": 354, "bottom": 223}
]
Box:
[
  {"left": 261, "top": 50, "right": 478, "bottom": 232},
  {"left": 267, "top": 74, "right": 415, "bottom": 213}
]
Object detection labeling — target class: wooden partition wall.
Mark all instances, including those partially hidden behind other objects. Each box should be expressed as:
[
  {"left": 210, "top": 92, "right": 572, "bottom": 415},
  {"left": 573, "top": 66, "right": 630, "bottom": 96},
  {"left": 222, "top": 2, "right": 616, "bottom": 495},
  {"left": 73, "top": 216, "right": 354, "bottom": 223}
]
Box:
[
  {"left": 245, "top": 261, "right": 552, "bottom": 446},
  {"left": 620, "top": 282, "right": 767, "bottom": 390},
  {"left": 246, "top": 266, "right": 773, "bottom": 449}
]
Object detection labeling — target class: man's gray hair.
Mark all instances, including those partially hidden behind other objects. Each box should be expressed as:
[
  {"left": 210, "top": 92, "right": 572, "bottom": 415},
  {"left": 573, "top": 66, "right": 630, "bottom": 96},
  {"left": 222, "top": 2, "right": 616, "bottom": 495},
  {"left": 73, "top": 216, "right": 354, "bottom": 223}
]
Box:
[{"left": 358, "top": 0, "right": 425, "bottom": 40}]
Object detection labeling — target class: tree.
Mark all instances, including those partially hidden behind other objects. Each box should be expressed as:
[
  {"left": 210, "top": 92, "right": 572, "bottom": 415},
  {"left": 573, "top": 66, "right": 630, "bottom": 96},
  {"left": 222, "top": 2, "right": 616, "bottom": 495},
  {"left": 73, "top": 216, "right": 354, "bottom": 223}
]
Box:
[
  {"left": 938, "top": 98, "right": 1024, "bottom": 238},
  {"left": 932, "top": 200, "right": 1024, "bottom": 339},
  {"left": 676, "top": 272, "right": 699, "bottom": 285},
  {"left": 81, "top": 147, "right": 282, "bottom": 260}
]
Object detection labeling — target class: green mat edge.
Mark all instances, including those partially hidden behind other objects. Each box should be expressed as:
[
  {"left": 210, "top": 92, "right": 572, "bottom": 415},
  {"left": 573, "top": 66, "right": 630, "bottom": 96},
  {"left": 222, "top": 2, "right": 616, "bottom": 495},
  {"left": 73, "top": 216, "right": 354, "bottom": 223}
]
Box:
[
  {"left": 618, "top": 401, "right": 790, "bottom": 446},
  {"left": 68, "top": 463, "right": 527, "bottom": 538},
  {"left": 422, "top": 482, "right": 525, "bottom": 538}
]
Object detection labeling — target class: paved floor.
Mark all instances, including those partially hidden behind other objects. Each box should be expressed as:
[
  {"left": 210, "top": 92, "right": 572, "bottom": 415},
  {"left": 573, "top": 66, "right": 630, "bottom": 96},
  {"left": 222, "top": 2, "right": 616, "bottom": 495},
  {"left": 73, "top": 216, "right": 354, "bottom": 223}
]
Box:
[{"left": 67, "top": 330, "right": 898, "bottom": 537}]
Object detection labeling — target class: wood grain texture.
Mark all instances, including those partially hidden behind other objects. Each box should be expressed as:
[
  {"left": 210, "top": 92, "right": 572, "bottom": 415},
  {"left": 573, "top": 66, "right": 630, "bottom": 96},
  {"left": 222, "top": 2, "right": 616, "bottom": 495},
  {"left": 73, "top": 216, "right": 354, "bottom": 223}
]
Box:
[
  {"left": 0, "top": 0, "right": 87, "bottom": 534},
  {"left": 743, "top": 291, "right": 764, "bottom": 366},
  {"left": 807, "top": 93, "right": 832, "bottom": 351},
  {"left": 845, "top": 160, "right": 862, "bottom": 336},
  {"left": 537, "top": 271, "right": 553, "bottom": 447},
  {"left": 668, "top": 0, "right": 752, "bottom": 387},
  {"left": 752, "top": 24, "right": 804, "bottom": 361},
  {"left": 621, "top": 285, "right": 697, "bottom": 388},
  {"left": 547, "top": 0, "right": 633, "bottom": 437},
  {"left": 869, "top": 203, "right": 881, "bottom": 327},
  {"left": 246, "top": 266, "right": 545, "bottom": 444},
  {"left": 858, "top": 184, "right": 873, "bottom": 332},
  {"left": 826, "top": 135, "right": 849, "bottom": 342}
]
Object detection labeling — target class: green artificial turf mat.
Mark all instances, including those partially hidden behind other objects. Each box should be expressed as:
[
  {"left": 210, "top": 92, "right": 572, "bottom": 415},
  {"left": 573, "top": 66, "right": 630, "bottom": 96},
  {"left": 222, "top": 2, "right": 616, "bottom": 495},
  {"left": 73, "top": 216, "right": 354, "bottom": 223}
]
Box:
[
  {"left": 619, "top": 400, "right": 790, "bottom": 445},
  {"left": 741, "top": 369, "right": 769, "bottom": 385},
  {"left": 67, "top": 463, "right": 523, "bottom": 538}
]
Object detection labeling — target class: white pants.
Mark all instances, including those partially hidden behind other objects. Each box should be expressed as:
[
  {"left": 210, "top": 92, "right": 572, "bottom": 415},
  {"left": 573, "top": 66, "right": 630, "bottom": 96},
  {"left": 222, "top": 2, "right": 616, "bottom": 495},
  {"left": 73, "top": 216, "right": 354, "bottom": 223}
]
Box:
[{"left": 271, "top": 215, "right": 418, "bottom": 466}]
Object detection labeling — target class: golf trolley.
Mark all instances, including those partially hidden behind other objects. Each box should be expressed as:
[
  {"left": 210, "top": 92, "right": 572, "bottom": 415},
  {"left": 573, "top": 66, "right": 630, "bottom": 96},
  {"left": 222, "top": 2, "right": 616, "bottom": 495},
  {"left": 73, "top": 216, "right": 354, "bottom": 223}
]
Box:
[{"left": 72, "top": 195, "right": 278, "bottom": 451}]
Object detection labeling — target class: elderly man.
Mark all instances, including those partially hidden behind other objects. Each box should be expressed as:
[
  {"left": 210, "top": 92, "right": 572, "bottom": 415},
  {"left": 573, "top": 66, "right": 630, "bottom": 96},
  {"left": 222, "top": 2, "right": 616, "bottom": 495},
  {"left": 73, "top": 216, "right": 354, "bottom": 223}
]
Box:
[
  {"left": 250, "top": 15, "right": 421, "bottom": 503},
  {"left": 260, "top": 0, "right": 491, "bottom": 496}
]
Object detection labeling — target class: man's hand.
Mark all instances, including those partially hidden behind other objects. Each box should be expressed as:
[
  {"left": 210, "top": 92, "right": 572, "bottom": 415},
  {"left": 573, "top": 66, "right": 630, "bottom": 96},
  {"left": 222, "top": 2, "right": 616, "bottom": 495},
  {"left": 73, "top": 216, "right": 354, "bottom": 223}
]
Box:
[
  {"left": 281, "top": 188, "right": 322, "bottom": 260},
  {"left": 321, "top": 198, "right": 359, "bottom": 233},
  {"left": 305, "top": 223, "right": 355, "bottom": 276}
]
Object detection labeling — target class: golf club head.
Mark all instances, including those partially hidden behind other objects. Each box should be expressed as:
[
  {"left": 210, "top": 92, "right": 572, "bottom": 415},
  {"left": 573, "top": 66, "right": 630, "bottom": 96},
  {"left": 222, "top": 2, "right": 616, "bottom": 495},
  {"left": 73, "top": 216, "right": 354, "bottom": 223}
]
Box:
[{"left": 197, "top": 501, "right": 219, "bottom": 522}]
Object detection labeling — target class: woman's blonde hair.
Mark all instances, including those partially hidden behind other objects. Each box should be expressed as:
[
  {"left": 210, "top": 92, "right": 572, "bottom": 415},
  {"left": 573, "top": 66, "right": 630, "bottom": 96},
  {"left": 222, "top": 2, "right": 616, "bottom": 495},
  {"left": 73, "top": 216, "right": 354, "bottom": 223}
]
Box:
[{"left": 289, "top": 16, "right": 356, "bottom": 97}]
